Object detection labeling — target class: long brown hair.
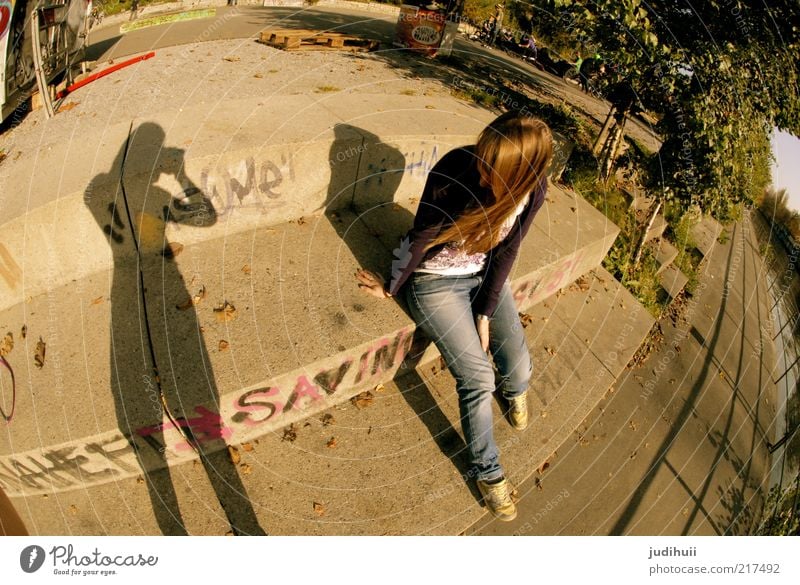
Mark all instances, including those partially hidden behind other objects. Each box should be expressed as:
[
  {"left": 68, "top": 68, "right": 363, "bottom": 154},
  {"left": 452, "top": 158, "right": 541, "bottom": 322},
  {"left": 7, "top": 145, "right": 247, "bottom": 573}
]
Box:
[{"left": 426, "top": 112, "right": 553, "bottom": 254}]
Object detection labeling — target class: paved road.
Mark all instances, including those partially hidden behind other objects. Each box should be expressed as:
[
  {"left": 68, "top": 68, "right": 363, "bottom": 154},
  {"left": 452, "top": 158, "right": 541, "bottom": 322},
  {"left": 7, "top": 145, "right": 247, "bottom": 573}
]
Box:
[
  {"left": 474, "top": 213, "right": 778, "bottom": 535},
  {"left": 86, "top": 5, "right": 661, "bottom": 151}
]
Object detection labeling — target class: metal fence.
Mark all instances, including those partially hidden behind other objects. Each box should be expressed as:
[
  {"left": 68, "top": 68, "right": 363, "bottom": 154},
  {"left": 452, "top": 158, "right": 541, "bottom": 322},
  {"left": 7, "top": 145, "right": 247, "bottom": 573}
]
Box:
[{"left": 752, "top": 211, "right": 799, "bottom": 534}]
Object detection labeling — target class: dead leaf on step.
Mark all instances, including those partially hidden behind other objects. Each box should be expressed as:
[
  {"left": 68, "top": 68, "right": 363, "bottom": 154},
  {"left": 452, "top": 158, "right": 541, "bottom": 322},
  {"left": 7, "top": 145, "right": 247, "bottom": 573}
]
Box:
[
  {"left": 313, "top": 502, "right": 325, "bottom": 516},
  {"left": 214, "top": 300, "right": 237, "bottom": 322},
  {"left": 218, "top": 340, "right": 229, "bottom": 352},
  {"left": 534, "top": 477, "right": 543, "bottom": 491},
  {"left": 282, "top": 423, "right": 297, "bottom": 442},
  {"left": 224, "top": 55, "right": 240, "bottom": 62},
  {"left": 240, "top": 463, "right": 252, "bottom": 475},
  {"left": 350, "top": 391, "right": 374, "bottom": 409},
  {"left": 570, "top": 206, "right": 577, "bottom": 212},
  {"left": 0, "top": 332, "right": 12, "bottom": 356},
  {"left": 20, "top": 325, "right": 26, "bottom": 339},
  {"left": 163, "top": 242, "right": 184, "bottom": 259},
  {"left": 254, "top": 73, "right": 264, "bottom": 78},
  {"left": 544, "top": 345, "right": 556, "bottom": 357},
  {"left": 326, "top": 437, "right": 337, "bottom": 448},
  {"left": 241, "top": 264, "right": 251, "bottom": 275},
  {"left": 321, "top": 414, "right": 335, "bottom": 426},
  {"left": 538, "top": 460, "right": 550, "bottom": 474},
  {"left": 34, "top": 337, "right": 46, "bottom": 368},
  {"left": 58, "top": 101, "right": 79, "bottom": 112},
  {"left": 68, "top": 504, "right": 78, "bottom": 515},
  {"left": 227, "top": 445, "right": 240, "bottom": 465},
  {"left": 629, "top": 420, "right": 638, "bottom": 431},
  {"left": 241, "top": 442, "right": 254, "bottom": 452},
  {"left": 177, "top": 285, "right": 207, "bottom": 310},
  {"left": 374, "top": 383, "right": 385, "bottom": 393},
  {"left": 136, "top": 476, "right": 144, "bottom": 484},
  {"left": 519, "top": 312, "right": 532, "bottom": 328},
  {"left": 91, "top": 296, "right": 104, "bottom": 305}
]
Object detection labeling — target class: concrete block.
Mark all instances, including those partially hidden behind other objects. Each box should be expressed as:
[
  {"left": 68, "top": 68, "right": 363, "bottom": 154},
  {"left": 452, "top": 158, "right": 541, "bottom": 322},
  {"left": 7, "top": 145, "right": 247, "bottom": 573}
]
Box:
[
  {"left": 654, "top": 239, "right": 679, "bottom": 275},
  {"left": 659, "top": 263, "right": 688, "bottom": 299},
  {"left": 691, "top": 215, "right": 723, "bottom": 257},
  {"left": 645, "top": 213, "right": 667, "bottom": 244},
  {"left": 544, "top": 267, "right": 655, "bottom": 377}
]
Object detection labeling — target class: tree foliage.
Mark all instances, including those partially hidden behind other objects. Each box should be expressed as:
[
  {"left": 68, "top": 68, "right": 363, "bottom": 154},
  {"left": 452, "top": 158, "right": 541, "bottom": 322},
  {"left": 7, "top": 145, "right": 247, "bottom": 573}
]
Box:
[{"left": 546, "top": 0, "right": 799, "bottom": 219}]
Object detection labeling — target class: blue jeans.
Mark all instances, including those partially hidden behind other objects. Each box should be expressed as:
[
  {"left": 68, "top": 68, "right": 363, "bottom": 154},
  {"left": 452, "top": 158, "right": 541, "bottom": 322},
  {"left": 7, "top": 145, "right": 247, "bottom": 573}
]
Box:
[{"left": 404, "top": 272, "right": 532, "bottom": 482}]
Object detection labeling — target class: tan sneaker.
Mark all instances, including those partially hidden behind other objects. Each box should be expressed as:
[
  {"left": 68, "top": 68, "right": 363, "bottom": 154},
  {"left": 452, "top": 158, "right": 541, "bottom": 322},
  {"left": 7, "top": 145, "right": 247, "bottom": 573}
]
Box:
[
  {"left": 507, "top": 392, "right": 529, "bottom": 430},
  {"left": 477, "top": 477, "right": 518, "bottom": 522}
]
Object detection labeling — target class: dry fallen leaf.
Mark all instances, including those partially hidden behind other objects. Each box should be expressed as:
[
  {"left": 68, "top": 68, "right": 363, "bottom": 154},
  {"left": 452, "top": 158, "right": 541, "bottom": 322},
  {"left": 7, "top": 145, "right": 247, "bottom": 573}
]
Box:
[
  {"left": 224, "top": 55, "right": 240, "bottom": 62},
  {"left": 326, "top": 437, "right": 337, "bottom": 448},
  {"left": 163, "top": 242, "right": 184, "bottom": 259},
  {"left": 59, "top": 102, "right": 79, "bottom": 112},
  {"left": 91, "top": 296, "right": 104, "bottom": 305},
  {"left": 241, "top": 264, "right": 251, "bottom": 275},
  {"left": 282, "top": 424, "right": 298, "bottom": 442},
  {"left": 136, "top": 476, "right": 145, "bottom": 484},
  {"left": 321, "top": 414, "right": 335, "bottom": 426},
  {"left": 240, "top": 463, "right": 252, "bottom": 475},
  {"left": 34, "top": 337, "right": 46, "bottom": 368},
  {"left": 254, "top": 73, "right": 264, "bottom": 78},
  {"left": 68, "top": 504, "right": 78, "bottom": 515},
  {"left": 214, "top": 300, "right": 237, "bottom": 322},
  {"left": 350, "top": 391, "right": 374, "bottom": 409},
  {"left": 177, "top": 285, "right": 206, "bottom": 310},
  {"left": 545, "top": 345, "right": 557, "bottom": 357},
  {"left": 0, "top": 332, "right": 12, "bottom": 356},
  {"left": 20, "top": 325, "right": 26, "bottom": 339},
  {"left": 313, "top": 502, "right": 325, "bottom": 516},
  {"left": 629, "top": 420, "right": 638, "bottom": 431},
  {"left": 218, "top": 340, "right": 229, "bottom": 352},
  {"left": 538, "top": 460, "right": 550, "bottom": 474},
  {"left": 227, "top": 445, "right": 241, "bottom": 465},
  {"left": 519, "top": 312, "right": 532, "bottom": 328},
  {"left": 374, "top": 383, "right": 386, "bottom": 393},
  {"left": 241, "top": 442, "right": 254, "bottom": 452}
]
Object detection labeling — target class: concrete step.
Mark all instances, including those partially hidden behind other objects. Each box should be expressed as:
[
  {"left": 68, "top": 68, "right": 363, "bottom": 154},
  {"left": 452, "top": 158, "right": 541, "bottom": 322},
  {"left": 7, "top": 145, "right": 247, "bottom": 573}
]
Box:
[
  {"left": 0, "top": 178, "right": 618, "bottom": 497},
  {"left": 658, "top": 263, "right": 689, "bottom": 299},
  {"left": 690, "top": 214, "right": 724, "bottom": 257},
  {"left": 0, "top": 93, "right": 627, "bottom": 533},
  {"left": 654, "top": 238, "right": 679, "bottom": 275},
  {"left": 644, "top": 213, "right": 668, "bottom": 245},
  {"left": 8, "top": 267, "right": 653, "bottom": 535}
]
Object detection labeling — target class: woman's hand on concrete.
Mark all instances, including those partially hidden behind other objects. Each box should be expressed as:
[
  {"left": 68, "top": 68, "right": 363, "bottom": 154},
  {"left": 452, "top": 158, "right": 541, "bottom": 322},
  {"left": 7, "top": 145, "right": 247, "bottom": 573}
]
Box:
[{"left": 356, "top": 269, "right": 390, "bottom": 299}]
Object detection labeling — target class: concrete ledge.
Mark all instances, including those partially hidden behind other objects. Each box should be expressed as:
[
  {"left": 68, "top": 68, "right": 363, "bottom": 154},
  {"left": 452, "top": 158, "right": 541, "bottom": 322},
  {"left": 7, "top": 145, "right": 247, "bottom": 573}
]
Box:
[{"left": 7, "top": 267, "right": 652, "bottom": 534}]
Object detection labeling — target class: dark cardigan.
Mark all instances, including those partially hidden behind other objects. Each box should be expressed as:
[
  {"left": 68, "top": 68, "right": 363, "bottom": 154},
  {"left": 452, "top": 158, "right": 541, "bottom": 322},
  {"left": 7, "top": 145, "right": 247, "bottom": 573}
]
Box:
[{"left": 387, "top": 145, "right": 547, "bottom": 317}]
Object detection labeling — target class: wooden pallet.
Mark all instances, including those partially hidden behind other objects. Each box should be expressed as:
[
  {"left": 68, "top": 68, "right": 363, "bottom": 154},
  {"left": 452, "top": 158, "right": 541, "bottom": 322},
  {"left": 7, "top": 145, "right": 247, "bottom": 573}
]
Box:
[{"left": 258, "top": 29, "right": 379, "bottom": 52}]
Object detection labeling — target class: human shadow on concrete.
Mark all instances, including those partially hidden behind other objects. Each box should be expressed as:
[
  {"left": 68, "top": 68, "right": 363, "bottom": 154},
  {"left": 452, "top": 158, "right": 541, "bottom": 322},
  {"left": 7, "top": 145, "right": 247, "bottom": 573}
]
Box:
[
  {"left": 324, "top": 123, "right": 481, "bottom": 503},
  {"left": 84, "top": 122, "right": 265, "bottom": 535}
]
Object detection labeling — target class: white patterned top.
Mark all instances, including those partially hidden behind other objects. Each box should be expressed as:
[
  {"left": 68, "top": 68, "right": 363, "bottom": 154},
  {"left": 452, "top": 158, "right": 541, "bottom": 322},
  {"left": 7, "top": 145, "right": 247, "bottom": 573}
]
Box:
[{"left": 415, "top": 194, "right": 530, "bottom": 276}]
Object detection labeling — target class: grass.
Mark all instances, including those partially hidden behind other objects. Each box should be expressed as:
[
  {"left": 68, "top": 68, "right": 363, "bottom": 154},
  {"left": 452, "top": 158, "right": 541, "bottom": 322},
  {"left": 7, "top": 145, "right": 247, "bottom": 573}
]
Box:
[{"left": 451, "top": 87, "right": 500, "bottom": 109}]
